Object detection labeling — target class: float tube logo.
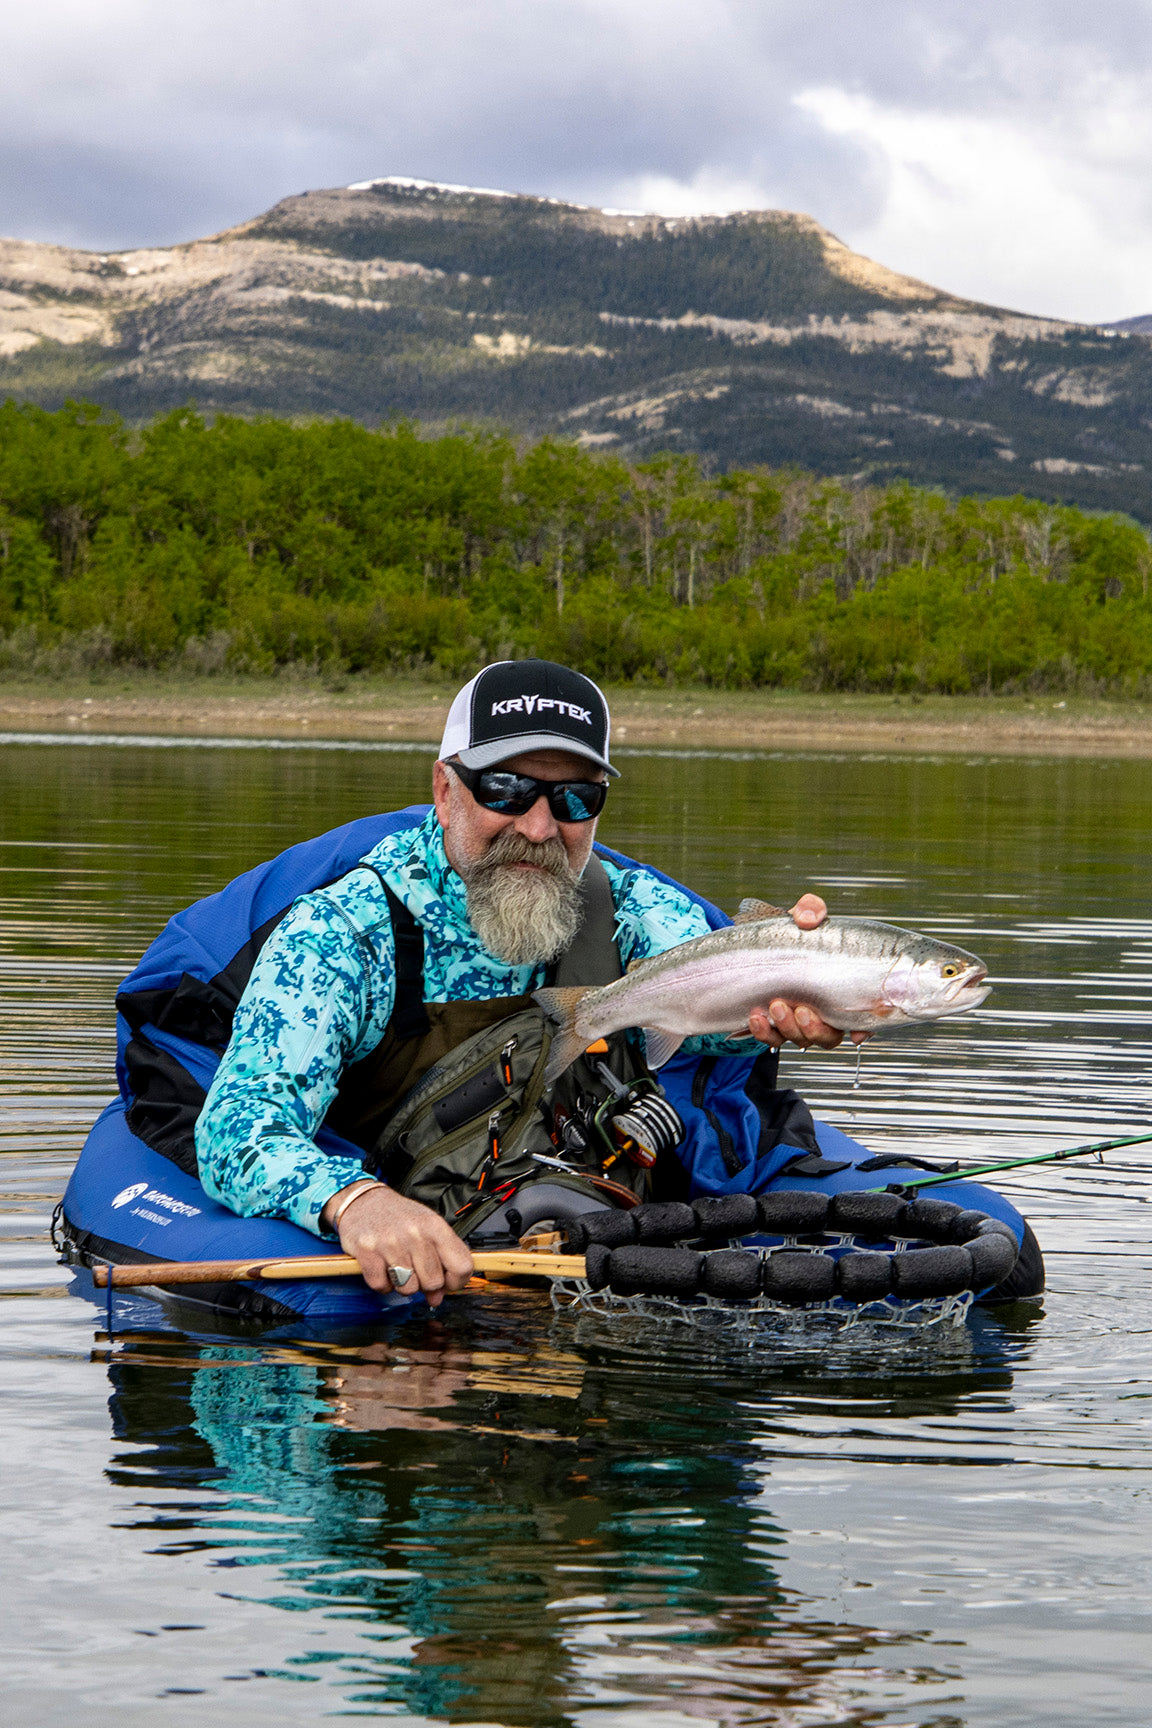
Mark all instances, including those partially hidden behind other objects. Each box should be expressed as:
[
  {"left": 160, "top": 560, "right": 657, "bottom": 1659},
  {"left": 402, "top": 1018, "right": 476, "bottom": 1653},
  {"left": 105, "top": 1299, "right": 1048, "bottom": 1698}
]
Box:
[{"left": 111, "top": 1181, "right": 149, "bottom": 1209}]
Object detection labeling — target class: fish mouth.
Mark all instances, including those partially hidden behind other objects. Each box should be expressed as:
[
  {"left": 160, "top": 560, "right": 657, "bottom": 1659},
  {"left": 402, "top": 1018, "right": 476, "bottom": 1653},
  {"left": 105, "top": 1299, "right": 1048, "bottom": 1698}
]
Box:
[{"left": 941, "top": 964, "right": 990, "bottom": 1012}]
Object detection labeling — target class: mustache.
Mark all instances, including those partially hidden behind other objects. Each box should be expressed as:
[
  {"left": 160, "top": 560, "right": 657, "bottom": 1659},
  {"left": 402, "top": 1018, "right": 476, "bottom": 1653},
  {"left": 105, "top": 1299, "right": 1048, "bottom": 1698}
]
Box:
[{"left": 468, "top": 829, "right": 575, "bottom": 881}]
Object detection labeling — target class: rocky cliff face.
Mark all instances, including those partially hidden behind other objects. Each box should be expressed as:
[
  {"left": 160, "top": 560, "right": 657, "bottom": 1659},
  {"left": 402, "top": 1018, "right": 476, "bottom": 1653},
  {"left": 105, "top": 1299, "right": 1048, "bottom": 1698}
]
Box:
[{"left": 4, "top": 176, "right": 1152, "bottom": 517}]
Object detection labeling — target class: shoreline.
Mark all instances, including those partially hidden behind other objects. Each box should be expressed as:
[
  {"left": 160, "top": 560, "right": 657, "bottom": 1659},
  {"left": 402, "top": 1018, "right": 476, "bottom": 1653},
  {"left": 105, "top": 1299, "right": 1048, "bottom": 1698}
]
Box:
[{"left": 6, "top": 678, "right": 1152, "bottom": 758}]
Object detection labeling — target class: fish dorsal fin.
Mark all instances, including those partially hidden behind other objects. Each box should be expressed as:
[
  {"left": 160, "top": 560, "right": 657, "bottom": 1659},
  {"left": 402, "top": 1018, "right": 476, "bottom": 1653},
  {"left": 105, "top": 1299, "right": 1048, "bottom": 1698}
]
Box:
[
  {"left": 735, "top": 897, "right": 786, "bottom": 924},
  {"left": 626, "top": 954, "right": 656, "bottom": 974}
]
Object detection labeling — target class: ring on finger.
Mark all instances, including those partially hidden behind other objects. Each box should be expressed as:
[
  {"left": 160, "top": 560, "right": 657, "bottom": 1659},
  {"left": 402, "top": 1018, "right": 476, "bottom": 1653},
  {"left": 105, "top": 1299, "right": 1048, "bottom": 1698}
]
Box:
[{"left": 386, "top": 1264, "right": 414, "bottom": 1288}]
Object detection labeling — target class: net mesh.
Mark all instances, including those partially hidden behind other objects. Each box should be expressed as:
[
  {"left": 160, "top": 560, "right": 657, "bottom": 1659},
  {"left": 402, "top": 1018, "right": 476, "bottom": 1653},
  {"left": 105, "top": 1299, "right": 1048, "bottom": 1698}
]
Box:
[
  {"left": 551, "top": 1279, "right": 973, "bottom": 1333},
  {"left": 551, "top": 1236, "right": 977, "bottom": 1334}
]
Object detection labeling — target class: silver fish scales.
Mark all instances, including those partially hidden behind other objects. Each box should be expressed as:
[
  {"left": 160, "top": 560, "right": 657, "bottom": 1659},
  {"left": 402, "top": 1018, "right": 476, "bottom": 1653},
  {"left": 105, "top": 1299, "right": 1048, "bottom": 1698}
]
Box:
[{"left": 534, "top": 896, "right": 990, "bottom": 1084}]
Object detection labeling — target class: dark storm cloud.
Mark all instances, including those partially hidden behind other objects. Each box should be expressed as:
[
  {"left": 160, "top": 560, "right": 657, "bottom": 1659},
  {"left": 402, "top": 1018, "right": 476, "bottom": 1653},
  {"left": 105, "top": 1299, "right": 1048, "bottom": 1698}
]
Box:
[{"left": 3, "top": 2, "right": 1151, "bottom": 316}]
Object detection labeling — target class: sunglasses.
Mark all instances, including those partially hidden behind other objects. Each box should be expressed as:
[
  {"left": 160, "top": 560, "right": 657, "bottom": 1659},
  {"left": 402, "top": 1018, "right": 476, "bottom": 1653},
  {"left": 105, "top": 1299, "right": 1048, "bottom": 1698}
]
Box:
[{"left": 449, "top": 759, "right": 609, "bottom": 822}]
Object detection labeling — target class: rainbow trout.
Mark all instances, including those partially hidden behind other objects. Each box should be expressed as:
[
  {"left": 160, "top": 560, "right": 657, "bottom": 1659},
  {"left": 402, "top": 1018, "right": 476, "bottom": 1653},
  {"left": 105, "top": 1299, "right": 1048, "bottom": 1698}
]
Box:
[{"left": 534, "top": 897, "right": 990, "bottom": 1084}]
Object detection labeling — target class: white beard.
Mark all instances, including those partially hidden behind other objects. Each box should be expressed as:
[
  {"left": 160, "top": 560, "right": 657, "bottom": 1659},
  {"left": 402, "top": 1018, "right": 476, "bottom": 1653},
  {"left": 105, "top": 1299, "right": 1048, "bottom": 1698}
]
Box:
[{"left": 459, "top": 831, "right": 583, "bottom": 966}]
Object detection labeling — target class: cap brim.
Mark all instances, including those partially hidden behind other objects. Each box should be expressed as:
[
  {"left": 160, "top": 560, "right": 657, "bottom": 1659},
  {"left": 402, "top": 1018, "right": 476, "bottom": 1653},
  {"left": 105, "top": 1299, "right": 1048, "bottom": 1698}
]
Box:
[{"left": 456, "top": 734, "right": 620, "bottom": 777}]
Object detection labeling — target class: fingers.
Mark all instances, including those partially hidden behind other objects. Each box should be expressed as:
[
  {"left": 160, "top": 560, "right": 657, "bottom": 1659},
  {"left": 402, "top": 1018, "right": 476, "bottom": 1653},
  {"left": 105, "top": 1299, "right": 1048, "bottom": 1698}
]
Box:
[
  {"left": 335, "top": 1187, "right": 474, "bottom": 1307},
  {"left": 788, "top": 893, "right": 828, "bottom": 929},
  {"left": 749, "top": 1001, "right": 846, "bottom": 1051},
  {"left": 748, "top": 1005, "right": 784, "bottom": 1049}
]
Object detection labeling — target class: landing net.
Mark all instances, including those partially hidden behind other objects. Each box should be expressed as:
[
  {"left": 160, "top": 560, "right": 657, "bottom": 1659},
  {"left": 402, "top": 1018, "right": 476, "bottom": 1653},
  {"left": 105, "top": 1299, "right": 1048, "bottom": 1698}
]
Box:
[{"left": 551, "top": 1274, "right": 974, "bottom": 1333}]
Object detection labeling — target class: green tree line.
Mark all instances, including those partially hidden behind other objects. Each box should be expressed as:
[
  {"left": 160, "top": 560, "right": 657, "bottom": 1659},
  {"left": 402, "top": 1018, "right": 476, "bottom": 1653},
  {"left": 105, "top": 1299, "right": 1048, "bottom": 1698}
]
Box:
[{"left": 3, "top": 398, "right": 1152, "bottom": 693}]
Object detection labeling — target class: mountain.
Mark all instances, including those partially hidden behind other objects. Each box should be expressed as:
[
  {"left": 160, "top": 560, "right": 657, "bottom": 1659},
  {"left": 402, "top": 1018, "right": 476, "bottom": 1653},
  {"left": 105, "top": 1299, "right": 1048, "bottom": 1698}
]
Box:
[{"left": 4, "top": 175, "right": 1152, "bottom": 518}]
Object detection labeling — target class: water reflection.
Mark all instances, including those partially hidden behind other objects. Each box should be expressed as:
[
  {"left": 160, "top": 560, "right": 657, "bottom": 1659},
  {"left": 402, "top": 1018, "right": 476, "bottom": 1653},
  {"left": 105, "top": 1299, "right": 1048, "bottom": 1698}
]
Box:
[
  {"left": 100, "top": 1295, "right": 1032, "bottom": 1725},
  {"left": 6, "top": 737, "right": 1152, "bottom": 1724}
]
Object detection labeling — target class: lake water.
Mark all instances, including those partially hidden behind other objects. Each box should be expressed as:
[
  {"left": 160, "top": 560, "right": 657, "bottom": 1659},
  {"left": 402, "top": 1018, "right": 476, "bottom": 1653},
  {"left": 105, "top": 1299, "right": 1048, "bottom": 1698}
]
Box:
[{"left": 3, "top": 734, "right": 1151, "bottom": 1727}]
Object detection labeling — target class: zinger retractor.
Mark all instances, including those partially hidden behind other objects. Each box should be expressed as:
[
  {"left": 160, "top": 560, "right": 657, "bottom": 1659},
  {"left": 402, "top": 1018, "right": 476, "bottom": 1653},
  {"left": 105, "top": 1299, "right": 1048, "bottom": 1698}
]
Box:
[
  {"left": 555, "top": 1193, "right": 1023, "bottom": 1331},
  {"left": 588, "top": 1059, "right": 685, "bottom": 1170}
]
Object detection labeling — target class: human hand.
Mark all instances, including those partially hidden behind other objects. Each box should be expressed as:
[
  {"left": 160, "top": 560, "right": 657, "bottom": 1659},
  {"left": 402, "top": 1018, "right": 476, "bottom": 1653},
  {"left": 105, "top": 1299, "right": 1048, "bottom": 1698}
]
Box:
[
  {"left": 787, "top": 892, "right": 828, "bottom": 930},
  {"left": 322, "top": 1184, "right": 474, "bottom": 1307},
  {"left": 746, "top": 893, "right": 870, "bottom": 1050}
]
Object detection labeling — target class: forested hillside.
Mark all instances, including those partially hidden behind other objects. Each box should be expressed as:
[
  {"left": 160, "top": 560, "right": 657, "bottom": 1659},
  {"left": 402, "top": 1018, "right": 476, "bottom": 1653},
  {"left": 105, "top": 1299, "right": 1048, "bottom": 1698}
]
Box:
[
  {"left": 4, "top": 179, "right": 1152, "bottom": 518},
  {"left": 2, "top": 400, "right": 1151, "bottom": 695}
]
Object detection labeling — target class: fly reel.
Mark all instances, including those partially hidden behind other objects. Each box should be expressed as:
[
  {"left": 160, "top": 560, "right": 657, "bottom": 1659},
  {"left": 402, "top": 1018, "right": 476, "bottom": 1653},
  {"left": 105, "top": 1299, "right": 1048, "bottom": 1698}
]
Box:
[{"left": 588, "top": 1060, "right": 684, "bottom": 1170}]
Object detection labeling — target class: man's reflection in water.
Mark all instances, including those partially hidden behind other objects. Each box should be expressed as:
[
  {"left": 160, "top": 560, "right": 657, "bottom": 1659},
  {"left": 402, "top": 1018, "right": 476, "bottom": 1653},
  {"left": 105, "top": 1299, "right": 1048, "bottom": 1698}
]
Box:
[{"left": 102, "top": 1298, "right": 1030, "bottom": 1725}]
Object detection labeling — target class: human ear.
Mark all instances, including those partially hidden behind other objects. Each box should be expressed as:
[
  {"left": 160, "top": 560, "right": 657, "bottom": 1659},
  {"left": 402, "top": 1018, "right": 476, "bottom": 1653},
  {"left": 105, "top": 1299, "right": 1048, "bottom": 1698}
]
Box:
[{"left": 432, "top": 759, "right": 453, "bottom": 829}]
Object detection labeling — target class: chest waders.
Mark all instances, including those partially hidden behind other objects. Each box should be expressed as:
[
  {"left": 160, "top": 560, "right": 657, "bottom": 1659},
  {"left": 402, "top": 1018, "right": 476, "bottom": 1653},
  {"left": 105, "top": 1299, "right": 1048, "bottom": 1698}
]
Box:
[
  {"left": 324, "top": 859, "right": 670, "bottom": 1238},
  {"left": 116, "top": 835, "right": 674, "bottom": 1237}
]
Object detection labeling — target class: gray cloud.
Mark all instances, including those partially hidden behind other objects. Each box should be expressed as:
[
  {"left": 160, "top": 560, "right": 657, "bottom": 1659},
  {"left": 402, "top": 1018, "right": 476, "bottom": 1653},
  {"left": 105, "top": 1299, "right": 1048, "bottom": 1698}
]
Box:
[{"left": 3, "top": 2, "right": 1152, "bottom": 317}]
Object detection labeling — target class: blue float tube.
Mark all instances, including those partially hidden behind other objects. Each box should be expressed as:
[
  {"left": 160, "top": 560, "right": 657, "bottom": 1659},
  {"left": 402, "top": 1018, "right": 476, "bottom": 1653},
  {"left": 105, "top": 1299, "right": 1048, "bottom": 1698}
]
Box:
[
  {"left": 766, "top": 1115, "right": 1030, "bottom": 1234},
  {"left": 60, "top": 1097, "right": 1036, "bottom": 1328},
  {"left": 61, "top": 1101, "right": 420, "bottom": 1327}
]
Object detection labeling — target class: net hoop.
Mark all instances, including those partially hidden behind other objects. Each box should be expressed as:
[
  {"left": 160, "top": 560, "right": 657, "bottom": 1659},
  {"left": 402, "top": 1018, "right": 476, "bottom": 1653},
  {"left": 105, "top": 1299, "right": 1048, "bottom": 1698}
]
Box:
[{"left": 561, "top": 1189, "right": 1020, "bottom": 1324}]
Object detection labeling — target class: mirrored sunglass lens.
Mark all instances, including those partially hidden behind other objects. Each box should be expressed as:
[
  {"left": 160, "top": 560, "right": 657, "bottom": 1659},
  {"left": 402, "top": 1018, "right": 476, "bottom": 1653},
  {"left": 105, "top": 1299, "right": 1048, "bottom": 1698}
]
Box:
[
  {"left": 554, "top": 784, "right": 603, "bottom": 820},
  {"left": 477, "top": 774, "right": 535, "bottom": 812}
]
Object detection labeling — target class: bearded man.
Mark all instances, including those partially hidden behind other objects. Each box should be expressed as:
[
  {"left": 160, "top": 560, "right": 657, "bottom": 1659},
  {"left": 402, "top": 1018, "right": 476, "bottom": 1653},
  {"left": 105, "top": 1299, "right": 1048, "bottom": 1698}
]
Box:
[{"left": 195, "top": 660, "right": 845, "bottom": 1306}]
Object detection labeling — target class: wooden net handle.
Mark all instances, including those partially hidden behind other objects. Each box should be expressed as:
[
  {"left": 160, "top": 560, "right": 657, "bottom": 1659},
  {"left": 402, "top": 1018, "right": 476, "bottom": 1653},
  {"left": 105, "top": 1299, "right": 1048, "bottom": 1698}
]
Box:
[{"left": 91, "top": 1248, "right": 585, "bottom": 1288}]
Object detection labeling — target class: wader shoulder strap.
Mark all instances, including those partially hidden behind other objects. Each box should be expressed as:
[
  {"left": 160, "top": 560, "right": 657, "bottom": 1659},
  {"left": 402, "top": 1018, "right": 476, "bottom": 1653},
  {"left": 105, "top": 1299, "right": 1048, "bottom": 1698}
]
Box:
[
  {"left": 551, "top": 854, "right": 622, "bottom": 987},
  {"left": 356, "top": 866, "right": 430, "bottom": 1040},
  {"left": 325, "top": 853, "right": 625, "bottom": 1156}
]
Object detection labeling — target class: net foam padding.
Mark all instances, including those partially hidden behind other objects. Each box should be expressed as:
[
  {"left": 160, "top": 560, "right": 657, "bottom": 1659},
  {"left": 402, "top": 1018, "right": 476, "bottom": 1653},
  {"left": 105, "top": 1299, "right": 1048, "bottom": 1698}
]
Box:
[
  {"left": 761, "top": 1249, "right": 838, "bottom": 1305},
  {"left": 632, "top": 1202, "right": 698, "bottom": 1245},
  {"left": 952, "top": 1208, "right": 993, "bottom": 1242},
  {"left": 890, "top": 1244, "right": 974, "bottom": 1297},
  {"left": 828, "top": 1191, "right": 908, "bottom": 1238},
  {"left": 692, "top": 1194, "right": 760, "bottom": 1239},
  {"left": 757, "top": 1191, "right": 830, "bottom": 1233},
  {"left": 835, "top": 1249, "right": 895, "bottom": 1304},
  {"left": 700, "top": 1247, "right": 762, "bottom": 1300},
  {"left": 904, "top": 1197, "right": 965, "bottom": 1240},
  {"left": 583, "top": 1241, "right": 612, "bottom": 1289},
  {"left": 966, "top": 1227, "right": 1020, "bottom": 1286},
  {"left": 565, "top": 1210, "right": 637, "bottom": 1253},
  {"left": 606, "top": 1244, "right": 703, "bottom": 1297},
  {"left": 564, "top": 1190, "right": 1022, "bottom": 1325}
]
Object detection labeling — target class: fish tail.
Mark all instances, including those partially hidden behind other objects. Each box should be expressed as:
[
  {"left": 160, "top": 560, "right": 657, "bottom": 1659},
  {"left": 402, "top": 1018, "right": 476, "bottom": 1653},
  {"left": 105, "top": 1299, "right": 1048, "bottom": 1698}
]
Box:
[{"left": 533, "top": 985, "right": 595, "bottom": 1085}]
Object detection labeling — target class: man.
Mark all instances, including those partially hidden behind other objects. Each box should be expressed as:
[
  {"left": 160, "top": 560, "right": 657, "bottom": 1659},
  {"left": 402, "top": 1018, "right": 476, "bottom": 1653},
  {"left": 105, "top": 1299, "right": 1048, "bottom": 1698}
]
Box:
[{"left": 196, "top": 659, "right": 850, "bottom": 1306}]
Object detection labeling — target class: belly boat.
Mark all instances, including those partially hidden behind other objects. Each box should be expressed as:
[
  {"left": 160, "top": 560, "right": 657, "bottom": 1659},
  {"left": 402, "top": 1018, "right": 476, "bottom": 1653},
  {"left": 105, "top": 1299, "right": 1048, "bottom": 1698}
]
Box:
[{"left": 58, "top": 1098, "right": 1041, "bottom": 1329}]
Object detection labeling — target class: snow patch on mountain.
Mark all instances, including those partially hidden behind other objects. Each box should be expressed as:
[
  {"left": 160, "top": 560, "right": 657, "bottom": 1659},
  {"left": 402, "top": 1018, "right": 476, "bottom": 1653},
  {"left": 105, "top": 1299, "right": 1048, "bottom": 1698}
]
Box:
[{"left": 349, "top": 176, "right": 520, "bottom": 200}]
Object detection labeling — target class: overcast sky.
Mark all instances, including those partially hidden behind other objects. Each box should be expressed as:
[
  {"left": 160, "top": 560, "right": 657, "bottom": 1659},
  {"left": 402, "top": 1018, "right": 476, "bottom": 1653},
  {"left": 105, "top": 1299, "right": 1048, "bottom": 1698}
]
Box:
[{"left": 4, "top": 1, "right": 1152, "bottom": 323}]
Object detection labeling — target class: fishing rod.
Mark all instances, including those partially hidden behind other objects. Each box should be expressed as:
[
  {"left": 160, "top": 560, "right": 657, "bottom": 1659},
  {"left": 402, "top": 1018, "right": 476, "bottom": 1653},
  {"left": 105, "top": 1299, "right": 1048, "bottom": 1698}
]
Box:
[{"left": 868, "top": 1129, "right": 1152, "bottom": 1193}]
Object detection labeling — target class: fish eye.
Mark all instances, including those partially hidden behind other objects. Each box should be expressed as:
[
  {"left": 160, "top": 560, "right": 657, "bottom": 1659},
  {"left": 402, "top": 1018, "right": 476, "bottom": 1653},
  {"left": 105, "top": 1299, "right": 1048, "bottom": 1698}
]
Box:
[{"left": 940, "top": 963, "right": 961, "bottom": 978}]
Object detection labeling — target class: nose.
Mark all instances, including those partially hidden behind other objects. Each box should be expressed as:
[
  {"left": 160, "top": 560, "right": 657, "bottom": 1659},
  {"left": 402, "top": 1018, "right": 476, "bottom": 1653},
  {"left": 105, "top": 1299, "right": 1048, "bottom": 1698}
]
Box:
[{"left": 513, "top": 793, "right": 560, "bottom": 843}]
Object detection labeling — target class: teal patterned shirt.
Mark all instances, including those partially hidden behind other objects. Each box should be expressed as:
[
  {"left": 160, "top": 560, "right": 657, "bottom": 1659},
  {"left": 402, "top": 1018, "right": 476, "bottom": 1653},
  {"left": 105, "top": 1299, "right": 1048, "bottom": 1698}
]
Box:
[{"left": 196, "top": 810, "right": 754, "bottom": 1234}]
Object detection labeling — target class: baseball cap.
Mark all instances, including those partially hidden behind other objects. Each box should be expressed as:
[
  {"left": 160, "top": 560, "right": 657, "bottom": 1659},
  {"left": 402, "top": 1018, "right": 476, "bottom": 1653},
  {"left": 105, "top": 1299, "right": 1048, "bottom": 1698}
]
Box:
[{"left": 439, "top": 659, "right": 618, "bottom": 776}]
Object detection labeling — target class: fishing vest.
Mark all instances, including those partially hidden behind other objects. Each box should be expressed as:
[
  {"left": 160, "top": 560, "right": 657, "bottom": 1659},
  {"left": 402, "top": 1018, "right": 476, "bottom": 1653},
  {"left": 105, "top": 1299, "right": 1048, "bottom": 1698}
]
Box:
[
  {"left": 324, "top": 857, "right": 664, "bottom": 1227},
  {"left": 112, "top": 807, "right": 733, "bottom": 1212}
]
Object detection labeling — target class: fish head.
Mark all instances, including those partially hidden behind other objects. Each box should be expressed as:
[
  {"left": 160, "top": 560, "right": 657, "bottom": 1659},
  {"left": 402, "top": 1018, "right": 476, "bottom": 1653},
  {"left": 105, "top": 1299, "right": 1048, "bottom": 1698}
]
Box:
[{"left": 880, "top": 940, "right": 990, "bottom": 1021}]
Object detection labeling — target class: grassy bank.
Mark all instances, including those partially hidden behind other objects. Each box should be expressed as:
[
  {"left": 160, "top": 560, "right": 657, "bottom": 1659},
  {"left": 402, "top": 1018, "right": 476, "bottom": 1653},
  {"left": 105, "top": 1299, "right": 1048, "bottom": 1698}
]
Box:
[{"left": 5, "top": 672, "right": 1152, "bottom": 758}]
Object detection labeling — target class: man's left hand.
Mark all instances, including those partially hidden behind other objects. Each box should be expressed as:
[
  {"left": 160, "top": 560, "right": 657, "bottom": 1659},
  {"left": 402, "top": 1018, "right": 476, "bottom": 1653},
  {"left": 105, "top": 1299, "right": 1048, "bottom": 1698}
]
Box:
[{"left": 747, "top": 893, "right": 870, "bottom": 1051}]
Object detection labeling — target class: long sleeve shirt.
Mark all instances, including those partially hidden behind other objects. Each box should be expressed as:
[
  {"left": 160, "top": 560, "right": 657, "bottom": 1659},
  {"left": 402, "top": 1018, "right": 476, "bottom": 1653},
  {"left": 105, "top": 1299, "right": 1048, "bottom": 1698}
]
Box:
[{"left": 196, "top": 809, "right": 756, "bottom": 1234}]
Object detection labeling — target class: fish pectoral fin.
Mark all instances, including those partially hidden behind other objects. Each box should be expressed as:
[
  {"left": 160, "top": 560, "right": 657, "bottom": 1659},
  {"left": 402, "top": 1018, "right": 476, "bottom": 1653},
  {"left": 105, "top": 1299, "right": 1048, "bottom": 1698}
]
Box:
[
  {"left": 734, "top": 897, "right": 787, "bottom": 923},
  {"left": 641, "top": 1027, "right": 685, "bottom": 1070}
]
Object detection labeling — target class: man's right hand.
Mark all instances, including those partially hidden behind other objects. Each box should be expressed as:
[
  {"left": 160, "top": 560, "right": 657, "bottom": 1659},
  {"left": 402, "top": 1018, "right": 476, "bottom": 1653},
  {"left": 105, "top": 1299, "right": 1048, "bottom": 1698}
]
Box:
[{"left": 321, "top": 1184, "right": 475, "bottom": 1307}]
